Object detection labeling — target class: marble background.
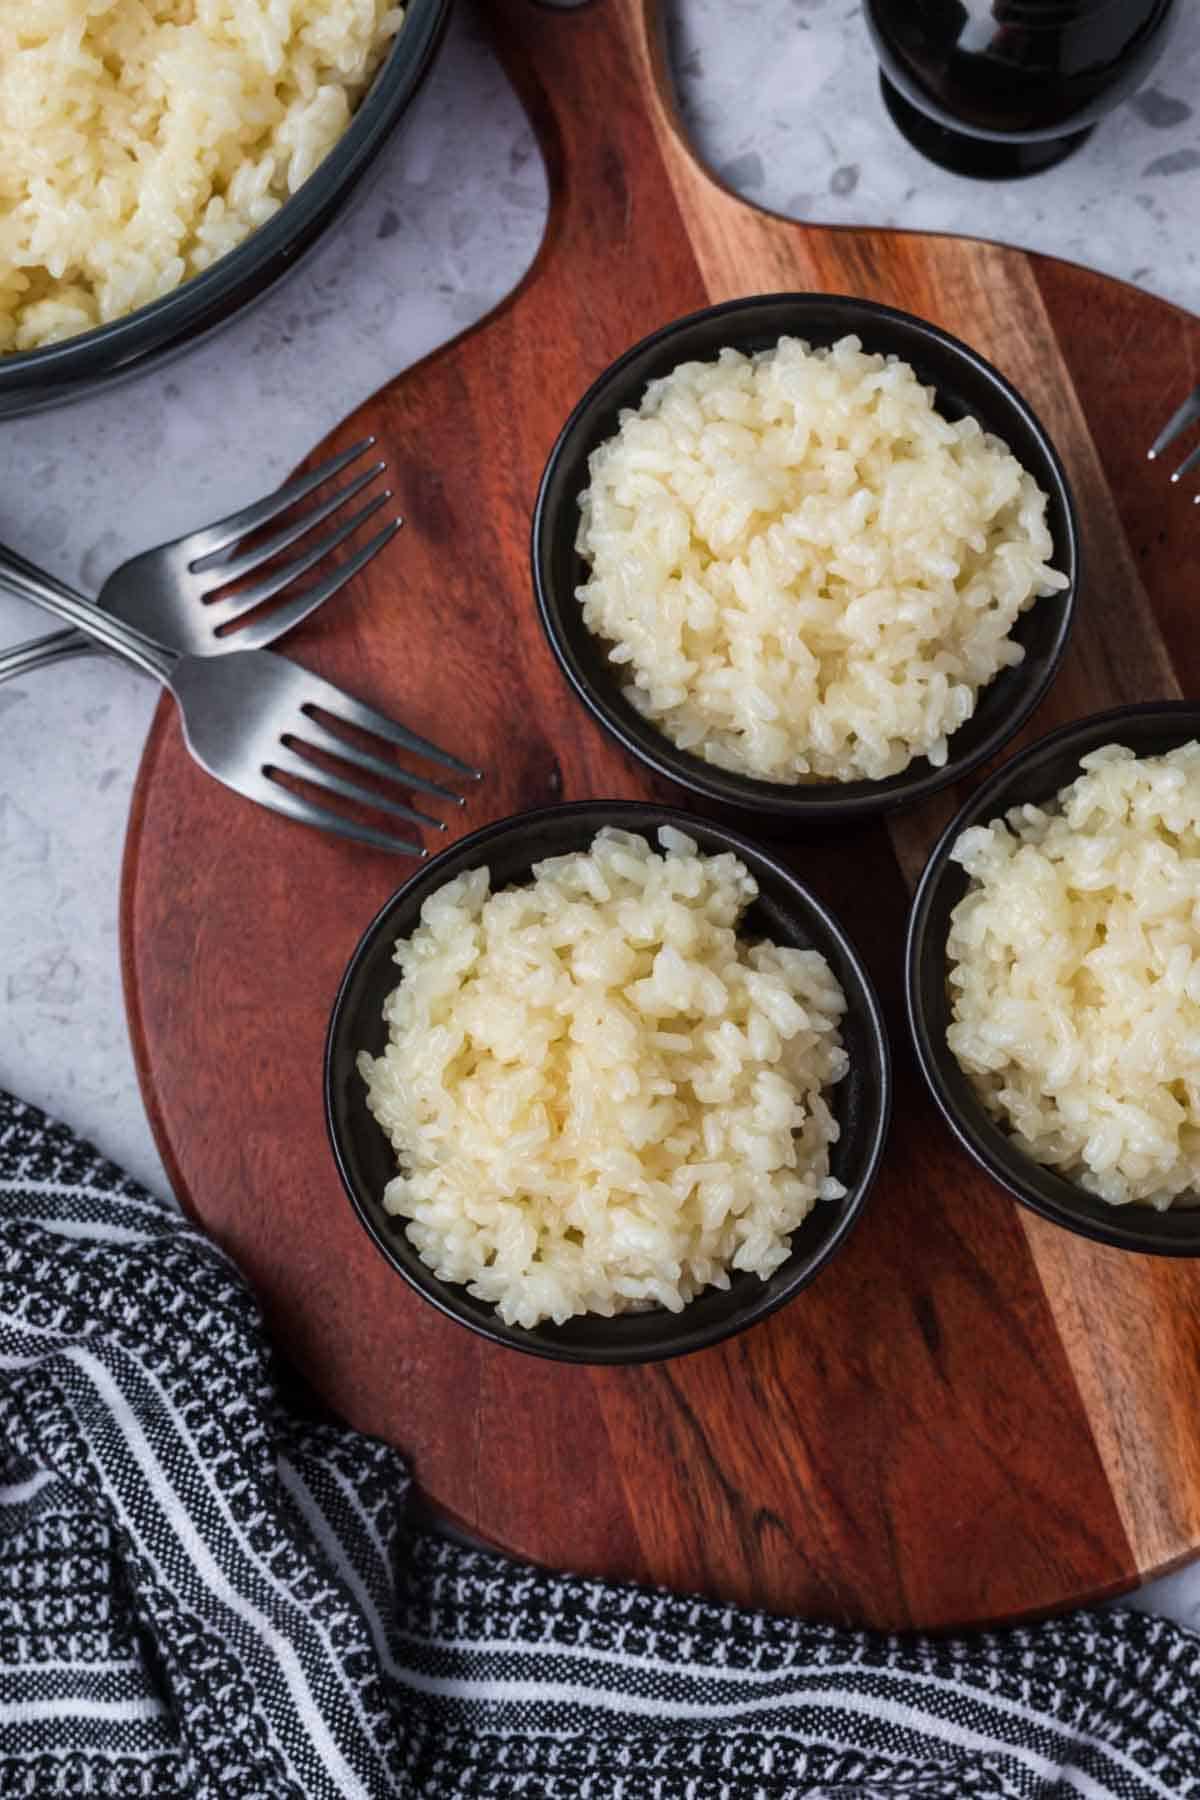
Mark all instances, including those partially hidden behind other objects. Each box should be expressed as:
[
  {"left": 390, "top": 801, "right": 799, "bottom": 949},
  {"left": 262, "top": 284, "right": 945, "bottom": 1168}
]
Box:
[{"left": 1, "top": 0, "right": 1198, "bottom": 1621}]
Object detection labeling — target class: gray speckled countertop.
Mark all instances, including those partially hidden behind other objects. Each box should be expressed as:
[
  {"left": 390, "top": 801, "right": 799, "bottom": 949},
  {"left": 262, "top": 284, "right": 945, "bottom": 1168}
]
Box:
[
  {"left": 2, "top": 0, "right": 1199, "bottom": 1625},
  {"left": 670, "top": 1, "right": 1200, "bottom": 308}
]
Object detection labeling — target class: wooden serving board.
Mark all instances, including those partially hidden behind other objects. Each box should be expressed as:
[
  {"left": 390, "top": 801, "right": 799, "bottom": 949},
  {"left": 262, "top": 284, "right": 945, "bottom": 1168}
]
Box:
[{"left": 122, "top": 0, "right": 1200, "bottom": 1631}]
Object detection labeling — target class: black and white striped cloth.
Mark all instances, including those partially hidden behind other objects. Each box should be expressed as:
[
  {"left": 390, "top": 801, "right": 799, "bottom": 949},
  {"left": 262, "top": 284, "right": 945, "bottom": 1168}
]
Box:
[{"left": 0, "top": 1087, "right": 1197, "bottom": 1800}]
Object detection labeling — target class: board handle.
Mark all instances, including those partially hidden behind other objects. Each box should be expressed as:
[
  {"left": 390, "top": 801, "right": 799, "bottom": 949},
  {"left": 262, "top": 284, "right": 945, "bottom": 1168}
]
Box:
[{"left": 487, "top": 0, "right": 721, "bottom": 269}]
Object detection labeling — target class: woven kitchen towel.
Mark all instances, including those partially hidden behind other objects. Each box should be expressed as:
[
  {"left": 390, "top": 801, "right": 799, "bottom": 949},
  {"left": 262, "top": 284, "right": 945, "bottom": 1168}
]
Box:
[{"left": 0, "top": 1090, "right": 1197, "bottom": 1800}]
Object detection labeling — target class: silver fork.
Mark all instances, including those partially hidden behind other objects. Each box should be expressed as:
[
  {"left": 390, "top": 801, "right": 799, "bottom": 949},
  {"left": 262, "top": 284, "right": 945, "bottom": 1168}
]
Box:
[
  {"left": 13, "top": 577, "right": 481, "bottom": 857},
  {"left": 1148, "top": 387, "right": 1200, "bottom": 497},
  {"left": 0, "top": 438, "right": 397, "bottom": 679}
]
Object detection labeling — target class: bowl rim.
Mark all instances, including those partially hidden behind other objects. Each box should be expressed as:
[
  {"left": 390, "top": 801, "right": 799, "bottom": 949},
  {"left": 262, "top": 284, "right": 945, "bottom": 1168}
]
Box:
[
  {"left": 0, "top": 0, "right": 449, "bottom": 390},
  {"left": 323, "top": 799, "right": 893, "bottom": 1363},
  {"left": 531, "top": 288, "right": 1080, "bottom": 822},
  {"left": 905, "top": 699, "right": 1200, "bottom": 1255}
]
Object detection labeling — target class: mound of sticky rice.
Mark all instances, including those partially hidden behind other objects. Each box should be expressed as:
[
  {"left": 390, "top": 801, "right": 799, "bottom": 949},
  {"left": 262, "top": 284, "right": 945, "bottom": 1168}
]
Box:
[
  {"left": 947, "top": 743, "right": 1200, "bottom": 1209},
  {"left": 359, "top": 826, "right": 849, "bottom": 1327},
  {"left": 575, "top": 335, "right": 1067, "bottom": 784},
  {"left": 1, "top": 0, "right": 404, "bottom": 353}
]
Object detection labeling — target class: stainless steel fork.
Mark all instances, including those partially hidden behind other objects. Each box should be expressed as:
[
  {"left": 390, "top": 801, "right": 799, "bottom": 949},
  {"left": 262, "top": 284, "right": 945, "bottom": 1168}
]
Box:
[
  {"left": 0, "top": 438, "right": 398, "bottom": 680},
  {"left": 1148, "top": 387, "right": 1200, "bottom": 496},
  {"left": 13, "top": 575, "right": 481, "bottom": 857}
]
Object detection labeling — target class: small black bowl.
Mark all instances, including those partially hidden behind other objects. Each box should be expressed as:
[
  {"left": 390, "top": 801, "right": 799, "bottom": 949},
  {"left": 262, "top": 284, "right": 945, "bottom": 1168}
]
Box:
[
  {"left": 325, "top": 801, "right": 891, "bottom": 1362},
  {"left": 907, "top": 701, "right": 1200, "bottom": 1255},
  {"left": 532, "top": 291, "right": 1079, "bottom": 825},
  {"left": 0, "top": 0, "right": 448, "bottom": 418}
]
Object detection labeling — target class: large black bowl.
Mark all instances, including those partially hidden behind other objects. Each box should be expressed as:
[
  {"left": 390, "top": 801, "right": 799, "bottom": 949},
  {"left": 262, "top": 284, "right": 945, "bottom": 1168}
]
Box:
[
  {"left": 0, "top": 0, "right": 449, "bottom": 418},
  {"left": 532, "top": 291, "right": 1079, "bottom": 825},
  {"left": 907, "top": 702, "right": 1200, "bottom": 1255},
  {"left": 325, "top": 802, "right": 891, "bottom": 1362}
]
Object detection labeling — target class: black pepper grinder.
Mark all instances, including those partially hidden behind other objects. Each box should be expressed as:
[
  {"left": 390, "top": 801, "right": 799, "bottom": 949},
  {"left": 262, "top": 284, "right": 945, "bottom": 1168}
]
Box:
[{"left": 864, "top": 0, "right": 1180, "bottom": 179}]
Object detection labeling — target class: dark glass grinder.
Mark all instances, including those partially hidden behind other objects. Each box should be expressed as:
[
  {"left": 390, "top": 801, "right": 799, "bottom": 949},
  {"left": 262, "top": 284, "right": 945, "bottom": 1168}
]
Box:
[{"left": 864, "top": 0, "right": 1179, "bottom": 178}]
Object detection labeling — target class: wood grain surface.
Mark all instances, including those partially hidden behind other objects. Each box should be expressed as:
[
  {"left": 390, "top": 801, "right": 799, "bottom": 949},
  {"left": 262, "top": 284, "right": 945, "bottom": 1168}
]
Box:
[{"left": 121, "top": 0, "right": 1200, "bottom": 1630}]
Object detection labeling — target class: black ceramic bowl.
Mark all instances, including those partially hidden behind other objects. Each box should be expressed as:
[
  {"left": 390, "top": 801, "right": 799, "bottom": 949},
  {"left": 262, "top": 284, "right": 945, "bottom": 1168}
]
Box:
[
  {"left": 907, "top": 702, "right": 1200, "bottom": 1255},
  {"left": 326, "top": 801, "right": 891, "bottom": 1362},
  {"left": 0, "top": 0, "right": 449, "bottom": 418},
  {"left": 532, "top": 292, "right": 1079, "bottom": 825}
]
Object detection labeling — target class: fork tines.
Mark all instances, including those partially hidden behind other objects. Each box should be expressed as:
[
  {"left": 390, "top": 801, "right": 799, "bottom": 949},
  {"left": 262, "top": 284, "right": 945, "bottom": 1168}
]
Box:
[
  {"left": 263, "top": 667, "right": 483, "bottom": 858},
  {"left": 190, "top": 438, "right": 383, "bottom": 564},
  {"left": 187, "top": 442, "right": 484, "bottom": 856},
  {"left": 1148, "top": 388, "right": 1200, "bottom": 497},
  {"left": 194, "top": 440, "right": 406, "bottom": 644}
]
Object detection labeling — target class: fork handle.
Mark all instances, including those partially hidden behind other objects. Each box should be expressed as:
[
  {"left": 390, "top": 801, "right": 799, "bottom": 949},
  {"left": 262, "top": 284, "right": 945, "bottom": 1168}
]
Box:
[
  {"left": 0, "top": 543, "right": 83, "bottom": 601},
  {"left": 0, "top": 546, "right": 95, "bottom": 680},
  {"left": 0, "top": 546, "right": 175, "bottom": 683},
  {"left": 0, "top": 631, "right": 96, "bottom": 684}
]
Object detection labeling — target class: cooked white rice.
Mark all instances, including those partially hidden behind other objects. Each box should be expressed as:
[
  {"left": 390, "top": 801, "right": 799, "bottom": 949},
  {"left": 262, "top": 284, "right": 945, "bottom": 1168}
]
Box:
[
  {"left": 575, "top": 335, "right": 1068, "bottom": 785},
  {"left": 946, "top": 743, "right": 1200, "bottom": 1209},
  {"left": 358, "top": 826, "right": 849, "bottom": 1328},
  {"left": 0, "top": 0, "right": 404, "bottom": 354}
]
